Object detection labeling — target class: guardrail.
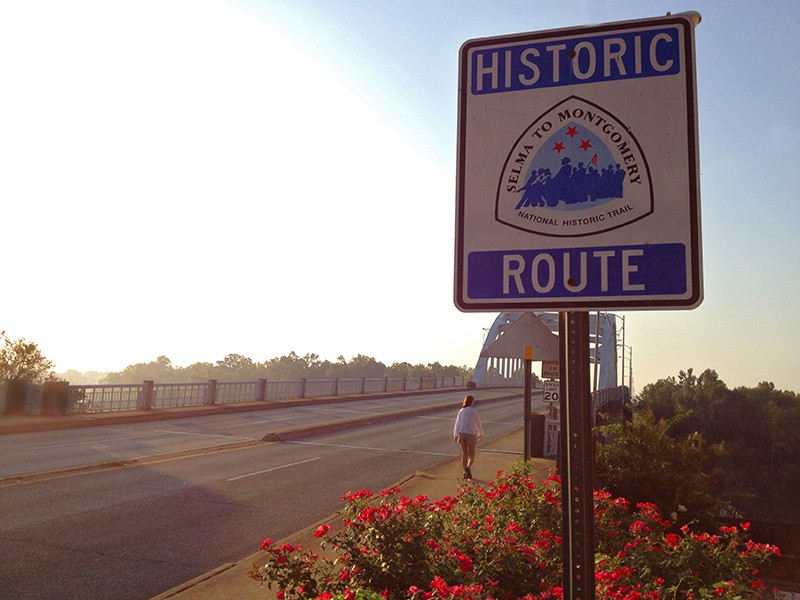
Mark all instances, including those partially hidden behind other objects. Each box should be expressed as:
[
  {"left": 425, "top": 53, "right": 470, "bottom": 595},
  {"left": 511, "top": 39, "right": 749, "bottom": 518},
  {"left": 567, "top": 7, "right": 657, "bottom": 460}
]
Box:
[
  {"left": 592, "top": 385, "right": 631, "bottom": 415},
  {"left": 0, "top": 376, "right": 469, "bottom": 416}
]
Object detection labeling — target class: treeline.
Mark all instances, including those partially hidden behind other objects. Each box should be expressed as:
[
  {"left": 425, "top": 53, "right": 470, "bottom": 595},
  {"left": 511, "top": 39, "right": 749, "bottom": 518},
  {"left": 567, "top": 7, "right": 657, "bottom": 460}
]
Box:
[
  {"left": 596, "top": 368, "right": 800, "bottom": 524},
  {"left": 91, "top": 352, "right": 473, "bottom": 385}
]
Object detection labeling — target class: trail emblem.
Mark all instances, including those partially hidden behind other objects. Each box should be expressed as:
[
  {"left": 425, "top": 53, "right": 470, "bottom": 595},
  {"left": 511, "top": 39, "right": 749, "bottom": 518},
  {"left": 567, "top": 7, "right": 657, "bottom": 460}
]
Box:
[{"left": 496, "top": 96, "right": 653, "bottom": 237}]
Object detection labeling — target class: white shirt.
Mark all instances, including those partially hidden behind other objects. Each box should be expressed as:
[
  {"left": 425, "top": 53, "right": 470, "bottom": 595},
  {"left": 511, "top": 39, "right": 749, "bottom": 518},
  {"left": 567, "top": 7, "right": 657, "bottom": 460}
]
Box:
[{"left": 453, "top": 406, "right": 484, "bottom": 437}]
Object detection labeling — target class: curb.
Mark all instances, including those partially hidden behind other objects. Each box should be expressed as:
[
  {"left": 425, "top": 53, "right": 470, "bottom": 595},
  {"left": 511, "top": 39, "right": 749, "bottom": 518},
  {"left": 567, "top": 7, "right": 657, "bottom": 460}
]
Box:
[{"left": 153, "top": 563, "right": 239, "bottom": 599}]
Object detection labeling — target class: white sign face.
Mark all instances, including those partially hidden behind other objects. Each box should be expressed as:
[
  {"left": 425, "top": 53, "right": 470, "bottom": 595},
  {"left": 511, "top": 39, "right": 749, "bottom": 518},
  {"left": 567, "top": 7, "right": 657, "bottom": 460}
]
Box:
[
  {"left": 455, "top": 13, "right": 702, "bottom": 311},
  {"left": 543, "top": 380, "right": 560, "bottom": 403},
  {"left": 542, "top": 360, "right": 559, "bottom": 380}
]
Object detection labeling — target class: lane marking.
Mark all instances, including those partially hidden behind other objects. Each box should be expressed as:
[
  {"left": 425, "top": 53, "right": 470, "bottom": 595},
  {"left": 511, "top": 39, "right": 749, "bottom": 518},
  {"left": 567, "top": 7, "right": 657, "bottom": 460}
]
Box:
[
  {"left": 227, "top": 457, "right": 321, "bottom": 482},
  {"left": 411, "top": 429, "right": 440, "bottom": 438},
  {"left": 415, "top": 415, "right": 518, "bottom": 426},
  {"left": 246, "top": 417, "right": 292, "bottom": 425},
  {"left": 144, "top": 429, "right": 257, "bottom": 441},
  {"left": 0, "top": 440, "right": 267, "bottom": 489},
  {"left": 16, "top": 428, "right": 258, "bottom": 452},
  {"left": 287, "top": 440, "right": 454, "bottom": 458},
  {"left": 304, "top": 407, "right": 375, "bottom": 415},
  {"left": 18, "top": 432, "right": 156, "bottom": 451}
]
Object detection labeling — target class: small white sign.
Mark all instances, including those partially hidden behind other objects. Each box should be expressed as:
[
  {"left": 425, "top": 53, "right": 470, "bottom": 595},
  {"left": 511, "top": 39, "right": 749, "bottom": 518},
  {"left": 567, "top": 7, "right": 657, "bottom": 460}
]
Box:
[
  {"left": 542, "top": 360, "right": 559, "bottom": 380},
  {"left": 544, "top": 381, "right": 560, "bottom": 404}
]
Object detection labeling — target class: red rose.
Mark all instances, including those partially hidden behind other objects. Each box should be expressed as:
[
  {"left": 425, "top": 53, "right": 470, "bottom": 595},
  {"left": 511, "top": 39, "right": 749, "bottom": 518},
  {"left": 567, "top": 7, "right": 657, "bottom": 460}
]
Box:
[
  {"left": 315, "top": 524, "right": 332, "bottom": 538},
  {"left": 459, "top": 555, "right": 474, "bottom": 573}
]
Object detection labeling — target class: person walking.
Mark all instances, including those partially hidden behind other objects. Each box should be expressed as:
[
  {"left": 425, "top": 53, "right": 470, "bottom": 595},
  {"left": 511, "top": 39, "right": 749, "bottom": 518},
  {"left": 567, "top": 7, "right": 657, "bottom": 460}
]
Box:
[{"left": 453, "top": 394, "right": 483, "bottom": 480}]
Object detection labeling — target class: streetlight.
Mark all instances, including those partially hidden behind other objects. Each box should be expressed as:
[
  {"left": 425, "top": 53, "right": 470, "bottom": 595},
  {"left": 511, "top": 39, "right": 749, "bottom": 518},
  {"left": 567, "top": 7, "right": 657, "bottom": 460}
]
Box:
[{"left": 620, "top": 344, "right": 633, "bottom": 396}]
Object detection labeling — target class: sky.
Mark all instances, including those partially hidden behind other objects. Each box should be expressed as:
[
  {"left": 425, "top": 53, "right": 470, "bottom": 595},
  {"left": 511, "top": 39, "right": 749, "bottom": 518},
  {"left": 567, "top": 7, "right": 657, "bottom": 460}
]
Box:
[{"left": 0, "top": 0, "right": 798, "bottom": 392}]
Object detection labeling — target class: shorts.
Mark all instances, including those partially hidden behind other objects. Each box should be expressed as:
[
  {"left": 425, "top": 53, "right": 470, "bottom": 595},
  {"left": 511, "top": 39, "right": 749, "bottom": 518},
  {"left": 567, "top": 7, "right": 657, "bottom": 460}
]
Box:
[{"left": 457, "top": 433, "right": 478, "bottom": 447}]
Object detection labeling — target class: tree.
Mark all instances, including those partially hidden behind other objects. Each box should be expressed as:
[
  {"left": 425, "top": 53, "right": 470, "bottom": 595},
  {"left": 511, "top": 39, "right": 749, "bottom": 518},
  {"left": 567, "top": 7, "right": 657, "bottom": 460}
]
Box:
[
  {"left": 344, "top": 354, "right": 386, "bottom": 378},
  {"left": 595, "top": 409, "right": 728, "bottom": 528},
  {"left": 99, "top": 351, "right": 473, "bottom": 384},
  {"left": 56, "top": 369, "right": 105, "bottom": 384},
  {"left": 180, "top": 361, "right": 216, "bottom": 382},
  {"left": 264, "top": 352, "right": 318, "bottom": 380},
  {"left": 635, "top": 368, "right": 728, "bottom": 439},
  {"left": 102, "top": 355, "right": 178, "bottom": 384},
  {"left": 324, "top": 356, "right": 350, "bottom": 379},
  {"left": 713, "top": 382, "right": 800, "bottom": 520},
  {"left": 0, "top": 330, "right": 55, "bottom": 383},
  {"left": 213, "top": 353, "right": 266, "bottom": 380},
  {"left": 386, "top": 361, "right": 415, "bottom": 377},
  {"left": 631, "top": 368, "right": 800, "bottom": 523}
]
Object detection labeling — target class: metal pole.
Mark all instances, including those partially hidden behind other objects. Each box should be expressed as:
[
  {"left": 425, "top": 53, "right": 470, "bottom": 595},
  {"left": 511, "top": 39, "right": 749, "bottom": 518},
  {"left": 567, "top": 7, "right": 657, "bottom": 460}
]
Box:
[
  {"left": 523, "top": 345, "right": 532, "bottom": 461},
  {"left": 592, "top": 311, "right": 601, "bottom": 395},
  {"left": 620, "top": 315, "right": 626, "bottom": 389},
  {"left": 628, "top": 347, "right": 633, "bottom": 396},
  {"left": 559, "top": 311, "right": 596, "bottom": 600}
]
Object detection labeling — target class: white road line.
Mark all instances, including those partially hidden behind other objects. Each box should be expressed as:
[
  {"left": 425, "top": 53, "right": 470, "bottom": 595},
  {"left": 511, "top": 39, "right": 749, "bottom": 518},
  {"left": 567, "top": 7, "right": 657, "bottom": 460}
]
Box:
[
  {"left": 306, "top": 407, "right": 371, "bottom": 415},
  {"left": 23, "top": 429, "right": 260, "bottom": 451},
  {"left": 416, "top": 415, "right": 519, "bottom": 426},
  {"left": 218, "top": 416, "right": 294, "bottom": 427},
  {"left": 227, "top": 456, "right": 322, "bottom": 482},
  {"left": 145, "top": 429, "right": 258, "bottom": 441},
  {"left": 246, "top": 417, "right": 292, "bottom": 425},
  {"left": 411, "top": 429, "right": 440, "bottom": 438},
  {"left": 287, "top": 440, "right": 454, "bottom": 458},
  {"left": 20, "top": 432, "right": 156, "bottom": 450}
]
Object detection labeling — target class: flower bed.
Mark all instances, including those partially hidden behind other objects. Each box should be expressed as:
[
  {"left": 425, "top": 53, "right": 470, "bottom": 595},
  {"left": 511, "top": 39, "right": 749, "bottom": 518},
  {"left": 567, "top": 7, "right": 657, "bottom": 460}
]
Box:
[{"left": 250, "top": 465, "right": 781, "bottom": 599}]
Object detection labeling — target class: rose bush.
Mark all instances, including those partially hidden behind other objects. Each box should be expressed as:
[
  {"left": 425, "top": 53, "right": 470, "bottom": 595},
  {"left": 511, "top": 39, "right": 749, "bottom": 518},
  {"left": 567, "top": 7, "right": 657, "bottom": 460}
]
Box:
[{"left": 250, "top": 465, "right": 781, "bottom": 599}]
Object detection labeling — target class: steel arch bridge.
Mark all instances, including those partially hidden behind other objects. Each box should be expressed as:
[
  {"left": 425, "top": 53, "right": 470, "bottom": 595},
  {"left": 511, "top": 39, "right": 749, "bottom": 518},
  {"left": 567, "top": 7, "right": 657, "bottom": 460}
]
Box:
[{"left": 471, "top": 312, "right": 624, "bottom": 395}]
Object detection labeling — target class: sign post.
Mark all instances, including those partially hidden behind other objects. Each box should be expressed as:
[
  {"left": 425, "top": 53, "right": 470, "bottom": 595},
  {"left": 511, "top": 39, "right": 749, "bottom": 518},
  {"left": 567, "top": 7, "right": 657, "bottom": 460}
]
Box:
[
  {"left": 523, "top": 345, "right": 532, "bottom": 461},
  {"left": 559, "top": 312, "right": 595, "bottom": 598},
  {"left": 454, "top": 12, "right": 702, "bottom": 598}
]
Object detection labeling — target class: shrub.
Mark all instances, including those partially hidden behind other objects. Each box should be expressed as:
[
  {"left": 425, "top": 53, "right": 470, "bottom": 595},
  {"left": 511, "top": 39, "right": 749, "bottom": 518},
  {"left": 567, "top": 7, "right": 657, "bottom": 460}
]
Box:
[
  {"left": 250, "top": 465, "right": 780, "bottom": 599},
  {"left": 595, "top": 410, "right": 730, "bottom": 529}
]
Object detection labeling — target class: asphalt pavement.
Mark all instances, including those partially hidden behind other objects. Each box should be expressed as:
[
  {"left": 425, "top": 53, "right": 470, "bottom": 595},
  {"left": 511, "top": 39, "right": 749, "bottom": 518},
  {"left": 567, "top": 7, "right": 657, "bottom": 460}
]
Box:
[
  {"left": 0, "top": 390, "right": 545, "bottom": 600},
  {"left": 151, "top": 426, "right": 548, "bottom": 600}
]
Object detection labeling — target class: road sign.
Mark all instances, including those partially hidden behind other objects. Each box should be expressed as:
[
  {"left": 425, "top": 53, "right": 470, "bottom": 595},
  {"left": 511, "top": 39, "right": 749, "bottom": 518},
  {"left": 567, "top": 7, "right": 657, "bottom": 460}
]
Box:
[
  {"left": 455, "top": 13, "right": 702, "bottom": 311},
  {"left": 543, "top": 380, "right": 560, "bottom": 403},
  {"left": 542, "top": 360, "right": 559, "bottom": 379}
]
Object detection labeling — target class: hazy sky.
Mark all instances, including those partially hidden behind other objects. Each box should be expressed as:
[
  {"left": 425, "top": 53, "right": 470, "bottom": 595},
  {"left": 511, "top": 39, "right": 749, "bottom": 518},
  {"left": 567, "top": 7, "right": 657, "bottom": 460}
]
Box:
[{"left": 1, "top": 1, "right": 797, "bottom": 392}]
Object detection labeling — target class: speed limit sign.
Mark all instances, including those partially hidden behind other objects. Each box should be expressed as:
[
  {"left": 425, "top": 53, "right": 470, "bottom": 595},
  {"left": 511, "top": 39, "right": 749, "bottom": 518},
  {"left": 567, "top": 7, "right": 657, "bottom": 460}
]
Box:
[{"left": 544, "top": 380, "right": 560, "bottom": 404}]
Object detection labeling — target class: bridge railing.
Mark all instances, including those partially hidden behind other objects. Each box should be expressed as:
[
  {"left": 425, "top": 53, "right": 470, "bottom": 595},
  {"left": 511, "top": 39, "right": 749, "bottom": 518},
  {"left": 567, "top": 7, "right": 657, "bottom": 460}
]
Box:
[
  {"left": 592, "top": 385, "right": 632, "bottom": 422},
  {"left": 540, "top": 385, "right": 632, "bottom": 459},
  {"left": 57, "top": 376, "right": 468, "bottom": 415}
]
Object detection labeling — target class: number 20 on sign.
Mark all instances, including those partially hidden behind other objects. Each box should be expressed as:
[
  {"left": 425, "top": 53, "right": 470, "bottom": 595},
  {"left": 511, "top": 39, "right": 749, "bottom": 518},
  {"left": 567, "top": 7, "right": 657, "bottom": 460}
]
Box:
[{"left": 543, "top": 381, "right": 560, "bottom": 404}]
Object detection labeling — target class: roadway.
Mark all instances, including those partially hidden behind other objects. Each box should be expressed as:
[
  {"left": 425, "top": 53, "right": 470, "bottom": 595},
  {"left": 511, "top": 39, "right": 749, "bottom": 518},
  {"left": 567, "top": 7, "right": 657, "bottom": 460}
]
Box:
[{"left": 0, "top": 389, "right": 537, "bottom": 600}]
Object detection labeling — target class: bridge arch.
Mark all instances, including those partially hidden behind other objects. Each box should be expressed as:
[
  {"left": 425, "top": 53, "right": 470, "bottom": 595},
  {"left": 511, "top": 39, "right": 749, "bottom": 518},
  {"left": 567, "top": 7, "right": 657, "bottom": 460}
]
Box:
[{"left": 470, "top": 312, "right": 621, "bottom": 393}]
